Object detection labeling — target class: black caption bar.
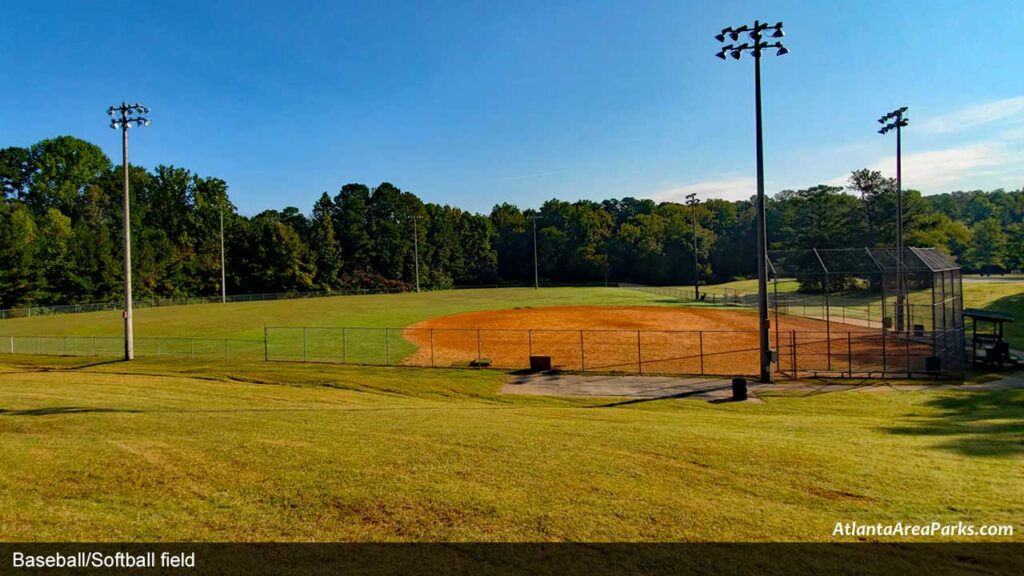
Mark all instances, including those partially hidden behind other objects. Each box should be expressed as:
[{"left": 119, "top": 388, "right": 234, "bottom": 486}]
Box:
[{"left": 0, "top": 543, "right": 1021, "bottom": 576}]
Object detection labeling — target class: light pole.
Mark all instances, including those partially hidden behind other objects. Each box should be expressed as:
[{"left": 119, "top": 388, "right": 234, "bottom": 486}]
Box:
[
  {"left": 412, "top": 215, "right": 421, "bottom": 293},
  {"left": 220, "top": 206, "right": 227, "bottom": 303},
  {"left": 107, "top": 102, "right": 150, "bottom": 361},
  {"left": 686, "top": 193, "right": 700, "bottom": 301},
  {"left": 532, "top": 213, "right": 539, "bottom": 289},
  {"left": 716, "top": 20, "right": 787, "bottom": 383},
  {"left": 878, "top": 107, "right": 909, "bottom": 332}
]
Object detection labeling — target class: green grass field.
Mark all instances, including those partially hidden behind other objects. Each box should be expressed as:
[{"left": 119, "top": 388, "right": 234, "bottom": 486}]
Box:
[
  {"left": 0, "top": 355, "right": 1020, "bottom": 542},
  {"left": 0, "top": 287, "right": 675, "bottom": 340}
]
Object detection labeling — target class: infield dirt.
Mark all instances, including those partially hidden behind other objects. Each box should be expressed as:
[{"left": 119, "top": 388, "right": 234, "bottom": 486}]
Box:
[{"left": 402, "top": 306, "right": 896, "bottom": 375}]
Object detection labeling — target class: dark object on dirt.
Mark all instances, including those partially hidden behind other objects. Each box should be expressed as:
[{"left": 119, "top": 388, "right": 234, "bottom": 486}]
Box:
[{"left": 529, "top": 356, "right": 552, "bottom": 372}]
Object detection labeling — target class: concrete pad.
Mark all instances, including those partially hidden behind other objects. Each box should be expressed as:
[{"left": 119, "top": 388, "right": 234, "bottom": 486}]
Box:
[
  {"left": 501, "top": 371, "right": 1024, "bottom": 402},
  {"left": 502, "top": 372, "right": 755, "bottom": 402}
]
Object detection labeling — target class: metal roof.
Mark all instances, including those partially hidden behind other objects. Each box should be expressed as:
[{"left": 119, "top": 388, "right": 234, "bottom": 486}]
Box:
[
  {"left": 963, "top": 308, "right": 1015, "bottom": 323},
  {"left": 767, "top": 246, "right": 961, "bottom": 275}
]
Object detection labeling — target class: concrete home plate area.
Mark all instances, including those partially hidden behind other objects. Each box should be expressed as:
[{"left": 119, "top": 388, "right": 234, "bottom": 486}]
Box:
[
  {"left": 500, "top": 372, "right": 1021, "bottom": 402},
  {"left": 402, "top": 305, "right": 876, "bottom": 376}
]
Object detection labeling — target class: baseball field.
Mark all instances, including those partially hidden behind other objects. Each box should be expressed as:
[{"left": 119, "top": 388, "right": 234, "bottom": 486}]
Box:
[{"left": 0, "top": 283, "right": 1022, "bottom": 542}]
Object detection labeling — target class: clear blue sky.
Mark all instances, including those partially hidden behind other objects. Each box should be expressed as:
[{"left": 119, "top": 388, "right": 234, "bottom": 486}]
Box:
[{"left": 3, "top": 0, "right": 1022, "bottom": 215}]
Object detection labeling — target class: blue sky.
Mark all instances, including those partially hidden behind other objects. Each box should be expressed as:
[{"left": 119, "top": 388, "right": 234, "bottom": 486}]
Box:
[{"left": 3, "top": 0, "right": 1022, "bottom": 215}]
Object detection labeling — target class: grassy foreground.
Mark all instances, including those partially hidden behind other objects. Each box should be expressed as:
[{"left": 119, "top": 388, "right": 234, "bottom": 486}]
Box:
[{"left": 0, "top": 355, "right": 1020, "bottom": 542}]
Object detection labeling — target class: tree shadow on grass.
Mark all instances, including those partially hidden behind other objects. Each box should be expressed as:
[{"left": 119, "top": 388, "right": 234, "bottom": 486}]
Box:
[
  {"left": 0, "top": 407, "right": 142, "bottom": 416},
  {"left": 881, "top": 388, "right": 1024, "bottom": 457}
]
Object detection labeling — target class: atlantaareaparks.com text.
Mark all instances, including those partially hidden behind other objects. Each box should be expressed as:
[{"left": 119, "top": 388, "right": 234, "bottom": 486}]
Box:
[
  {"left": 833, "top": 521, "right": 1014, "bottom": 538},
  {"left": 11, "top": 551, "right": 195, "bottom": 569}
]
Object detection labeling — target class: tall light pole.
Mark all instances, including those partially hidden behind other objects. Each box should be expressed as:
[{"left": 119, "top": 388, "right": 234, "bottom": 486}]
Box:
[
  {"left": 686, "top": 193, "right": 700, "bottom": 301},
  {"left": 878, "top": 107, "right": 909, "bottom": 332},
  {"left": 716, "top": 20, "right": 787, "bottom": 383},
  {"left": 107, "top": 102, "right": 150, "bottom": 361},
  {"left": 532, "top": 214, "right": 539, "bottom": 289},
  {"left": 220, "top": 206, "right": 227, "bottom": 303},
  {"left": 412, "top": 215, "right": 421, "bottom": 293}
]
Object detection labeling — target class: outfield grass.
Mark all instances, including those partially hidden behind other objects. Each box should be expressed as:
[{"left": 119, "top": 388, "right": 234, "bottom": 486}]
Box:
[
  {"left": 0, "top": 287, "right": 674, "bottom": 340},
  {"left": 0, "top": 355, "right": 1020, "bottom": 542},
  {"left": 3, "top": 280, "right": 1024, "bottom": 352}
]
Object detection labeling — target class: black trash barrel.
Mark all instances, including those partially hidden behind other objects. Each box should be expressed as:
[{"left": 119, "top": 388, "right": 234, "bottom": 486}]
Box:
[{"left": 732, "top": 377, "right": 748, "bottom": 401}]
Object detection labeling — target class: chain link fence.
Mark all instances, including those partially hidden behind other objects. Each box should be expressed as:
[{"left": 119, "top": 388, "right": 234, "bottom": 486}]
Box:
[
  {"left": 262, "top": 325, "right": 956, "bottom": 378},
  {"left": 0, "top": 335, "right": 264, "bottom": 361},
  {"left": 2, "top": 325, "right": 956, "bottom": 378}
]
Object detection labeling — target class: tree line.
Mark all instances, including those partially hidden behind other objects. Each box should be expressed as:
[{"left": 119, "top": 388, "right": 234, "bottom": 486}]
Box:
[{"left": 1, "top": 135, "right": 1022, "bottom": 308}]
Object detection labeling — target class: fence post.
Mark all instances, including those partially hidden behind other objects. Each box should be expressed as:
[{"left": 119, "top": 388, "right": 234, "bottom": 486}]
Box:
[
  {"left": 637, "top": 330, "right": 642, "bottom": 374},
  {"left": 699, "top": 331, "right": 705, "bottom": 375},
  {"left": 528, "top": 330, "right": 533, "bottom": 357},
  {"left": 386, "top": 328, "right": 391, "bottom": 365},
  {"left": 303, "top": 328, "right": 308, "bottom": 362},
  {"left": 579, "top": 330, "right": 585, "bottom": 371},
  {"left": 906, "top": 334, "right": 911, "bottom": 378},
  {"left": 848, "top": 332, "right": 853, "bottom": 377},
  {"left": 882, "top": 328, "right": 887, "bottom": 374},
  {"left": 9, "top": 336, "right": 13, "bottom": 354},
  {"left": 264, "top": 327, "right": 269, "bottom": 361},
  {"left": 476, "top": 329, "right": 482, "bottom": 368},
  {"left": 430, "top": 329, "right": 435, "bottom": 368},
  {"left": 790, "top": 330, "right": 797, "bottom": 380},
  {"left": 826, "top": 331, "right": 832, "bottom": 371}
]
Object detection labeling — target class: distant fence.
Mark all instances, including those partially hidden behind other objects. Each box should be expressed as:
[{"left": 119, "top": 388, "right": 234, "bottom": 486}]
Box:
[
  {"left": 0, "top": 282, "right": 627, "bottom": 321},
  {"left": 2, "top": 326, "right": 958, "bottom": 378},
  {"left": 620, "top": 283, "right": 753, "bottom": 306},
  {"left": 622, "top": 283, "right": 949, "bottom": 331},
  {"left": 0, "top": 335, "right": 264, "bottom": 361},
  {"left": 0, "top": 288, "right": 418, "bottom": 320}
]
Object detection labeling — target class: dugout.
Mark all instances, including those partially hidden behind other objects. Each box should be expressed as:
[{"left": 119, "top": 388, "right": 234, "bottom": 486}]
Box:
[{"left": 766, "top": 247, "right": 965, "bottom": 378}]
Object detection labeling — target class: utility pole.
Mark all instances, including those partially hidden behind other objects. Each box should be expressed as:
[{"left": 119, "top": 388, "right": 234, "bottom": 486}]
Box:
[
  {"left": 878, "top": 107, "right": 909, "bottom": 332},
  {"left": 716, "top": 20, "right": 787, "bottom": 383},
  {"left": 532, "top": 214, "right": 539, "bottom": 289},
  {"left": 220, "top": 206, "right": 226, "bottom": 303},
  {"left": 686, "top": 193, "right": 700, "bottom": 300},
  {"left": 412, "top": 215, "right": 421, "bottom": 293},
  {"left": 107, "top": 102, "right": 150, "bottom": 361}
]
